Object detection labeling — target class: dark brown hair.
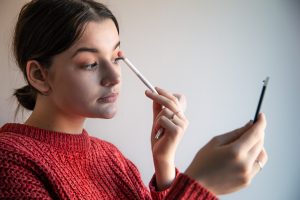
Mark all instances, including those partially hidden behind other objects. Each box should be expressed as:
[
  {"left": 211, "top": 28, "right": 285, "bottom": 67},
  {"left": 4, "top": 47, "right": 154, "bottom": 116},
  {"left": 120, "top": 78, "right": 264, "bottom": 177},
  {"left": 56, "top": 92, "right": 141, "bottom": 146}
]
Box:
[{"left": 13, "top": 0, "right": 119, "bottom": 112}]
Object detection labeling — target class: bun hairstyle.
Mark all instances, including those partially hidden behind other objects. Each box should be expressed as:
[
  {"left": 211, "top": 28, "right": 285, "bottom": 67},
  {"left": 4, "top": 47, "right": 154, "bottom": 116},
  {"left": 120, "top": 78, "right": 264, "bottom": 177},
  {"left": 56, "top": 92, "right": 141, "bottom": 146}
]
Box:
[{"left": 13, "top": 0, "right": 119, "bottom": 111}]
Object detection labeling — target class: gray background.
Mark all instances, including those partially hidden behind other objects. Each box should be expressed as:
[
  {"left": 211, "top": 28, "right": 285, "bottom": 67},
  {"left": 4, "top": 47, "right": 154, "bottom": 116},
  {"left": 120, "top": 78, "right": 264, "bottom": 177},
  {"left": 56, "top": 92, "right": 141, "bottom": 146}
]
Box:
[{"left": 0, "top": 0, "right": 299, "bottom": 199}]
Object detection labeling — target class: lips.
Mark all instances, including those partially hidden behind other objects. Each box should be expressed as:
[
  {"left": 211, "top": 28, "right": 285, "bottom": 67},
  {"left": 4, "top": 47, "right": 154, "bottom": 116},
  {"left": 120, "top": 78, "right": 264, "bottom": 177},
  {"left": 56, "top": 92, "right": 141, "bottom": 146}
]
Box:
[{"left": 98, "top": 93, "right": 119, "bottom": 103}]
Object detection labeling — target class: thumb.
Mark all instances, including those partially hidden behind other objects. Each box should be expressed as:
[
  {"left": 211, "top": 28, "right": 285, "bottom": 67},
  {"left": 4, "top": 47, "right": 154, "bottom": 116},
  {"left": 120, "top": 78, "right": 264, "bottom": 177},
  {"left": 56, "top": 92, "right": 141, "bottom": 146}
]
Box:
[{"left": 215, "top": 120, "right": 253, "bottom": 146}]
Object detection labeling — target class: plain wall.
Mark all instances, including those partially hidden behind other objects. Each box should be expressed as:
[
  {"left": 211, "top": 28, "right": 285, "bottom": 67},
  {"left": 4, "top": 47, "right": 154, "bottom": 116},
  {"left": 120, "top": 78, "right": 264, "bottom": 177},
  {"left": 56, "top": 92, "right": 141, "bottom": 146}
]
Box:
[{"left": 1, "top": 0, "right": 299, "bottom": 199}]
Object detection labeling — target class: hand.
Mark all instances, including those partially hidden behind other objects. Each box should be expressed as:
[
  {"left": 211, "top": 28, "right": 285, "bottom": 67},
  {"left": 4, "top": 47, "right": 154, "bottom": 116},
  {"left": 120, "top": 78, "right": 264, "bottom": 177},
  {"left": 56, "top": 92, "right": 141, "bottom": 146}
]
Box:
[
  {"left": 145, "top": 87, "right": 188, "bottom": 191},
  {"left": 184, "top": 113, "right": 268, "bottom": 195}
]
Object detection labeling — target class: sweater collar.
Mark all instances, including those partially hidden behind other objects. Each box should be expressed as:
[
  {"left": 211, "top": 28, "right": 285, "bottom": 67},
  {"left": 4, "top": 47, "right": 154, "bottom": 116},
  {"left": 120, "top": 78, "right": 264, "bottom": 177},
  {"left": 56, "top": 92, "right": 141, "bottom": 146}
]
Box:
[{"left": 0, "top": 123, "right": 90, "bottom": 152}]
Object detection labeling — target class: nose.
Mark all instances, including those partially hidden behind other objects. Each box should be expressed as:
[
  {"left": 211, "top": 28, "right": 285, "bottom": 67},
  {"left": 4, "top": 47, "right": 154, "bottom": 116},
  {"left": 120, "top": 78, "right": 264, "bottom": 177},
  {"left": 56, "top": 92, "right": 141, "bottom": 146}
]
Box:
[{"left": 100, "top": 61, "right": 121, "bottom": 87}]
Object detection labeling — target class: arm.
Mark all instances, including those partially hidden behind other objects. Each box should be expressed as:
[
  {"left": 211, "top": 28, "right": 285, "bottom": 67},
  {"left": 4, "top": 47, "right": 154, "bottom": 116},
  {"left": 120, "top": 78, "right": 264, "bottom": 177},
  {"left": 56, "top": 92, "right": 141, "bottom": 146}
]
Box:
[
  {"left": 122, "top": 154, "right": 217, "bottom": 200},
  {"left": 146, "top": 87, "right": 268, "bottom": 197},
  {"left": 145, "top": 87, "right": 188, "bottom": 191},
  {"left": 149, "top": 170, "right": 218, "bottom": 200}
]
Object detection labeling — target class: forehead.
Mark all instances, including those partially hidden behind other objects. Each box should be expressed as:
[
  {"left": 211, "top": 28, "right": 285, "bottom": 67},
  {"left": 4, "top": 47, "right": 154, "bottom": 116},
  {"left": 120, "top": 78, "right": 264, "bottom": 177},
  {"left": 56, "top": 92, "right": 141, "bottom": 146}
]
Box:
[{"left": 69, "top": 19, "right": 119, "bottom": 53}]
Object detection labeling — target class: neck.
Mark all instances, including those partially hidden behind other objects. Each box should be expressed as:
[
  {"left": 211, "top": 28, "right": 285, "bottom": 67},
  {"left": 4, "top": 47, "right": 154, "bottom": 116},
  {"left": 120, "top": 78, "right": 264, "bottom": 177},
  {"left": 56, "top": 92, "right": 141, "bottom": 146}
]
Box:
[{"left": 25, "top": 97, "right": 86, "bottom": 134}]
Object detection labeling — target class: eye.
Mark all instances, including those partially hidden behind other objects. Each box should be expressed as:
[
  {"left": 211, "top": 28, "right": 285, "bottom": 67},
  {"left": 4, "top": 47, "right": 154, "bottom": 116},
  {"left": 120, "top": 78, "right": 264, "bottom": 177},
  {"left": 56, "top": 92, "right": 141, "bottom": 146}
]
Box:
[{"left": 84, "top": 62, "right": 98, "bottom": 70}]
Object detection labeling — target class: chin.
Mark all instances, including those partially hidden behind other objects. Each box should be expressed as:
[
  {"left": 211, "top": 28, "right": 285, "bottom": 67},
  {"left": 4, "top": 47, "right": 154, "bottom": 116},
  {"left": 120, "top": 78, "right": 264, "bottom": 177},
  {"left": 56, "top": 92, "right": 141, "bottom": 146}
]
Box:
[
  {"left": 91, "top": 108, "right": 118, "bottom": 119},
  {"left": 100, "top": 113, "right": 116, "bottom": 119},
  {"left": 88, "top": 112, "right": 116, "bottom": 119},
  {"left": 86, "top": 104, "right": 118, "bottom": 119}
]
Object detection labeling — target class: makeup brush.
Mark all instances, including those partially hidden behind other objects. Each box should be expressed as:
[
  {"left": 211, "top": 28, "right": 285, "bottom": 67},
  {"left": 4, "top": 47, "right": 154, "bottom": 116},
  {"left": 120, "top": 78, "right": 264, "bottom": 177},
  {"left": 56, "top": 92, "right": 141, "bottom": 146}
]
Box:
[
  {"left": 117, "top": 51, "right": 158, "bottom": 94},
  {"left": 116, "top": 51, "right": 166, "bottom": 139}
]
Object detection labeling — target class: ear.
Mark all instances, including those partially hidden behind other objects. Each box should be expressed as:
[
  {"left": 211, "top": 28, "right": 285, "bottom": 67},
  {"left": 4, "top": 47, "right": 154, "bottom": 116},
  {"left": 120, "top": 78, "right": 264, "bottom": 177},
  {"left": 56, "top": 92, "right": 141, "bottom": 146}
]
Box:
[{"left": 26, "top": 60, "right": 50, "bottom": 95}]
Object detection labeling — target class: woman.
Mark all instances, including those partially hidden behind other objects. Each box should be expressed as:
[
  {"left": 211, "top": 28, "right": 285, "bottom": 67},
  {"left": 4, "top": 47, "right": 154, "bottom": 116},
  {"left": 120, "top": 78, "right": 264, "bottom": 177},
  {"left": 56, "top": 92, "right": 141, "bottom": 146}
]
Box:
[{"left": 0, "top": 0, "right": 267, "bottom": 199}]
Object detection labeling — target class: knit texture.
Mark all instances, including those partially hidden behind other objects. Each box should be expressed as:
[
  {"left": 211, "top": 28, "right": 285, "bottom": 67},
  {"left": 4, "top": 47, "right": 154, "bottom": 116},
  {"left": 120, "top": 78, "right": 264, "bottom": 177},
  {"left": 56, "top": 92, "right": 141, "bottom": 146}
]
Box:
[{"left": 0, "top": 123, "right": 218, "bottom": 200}]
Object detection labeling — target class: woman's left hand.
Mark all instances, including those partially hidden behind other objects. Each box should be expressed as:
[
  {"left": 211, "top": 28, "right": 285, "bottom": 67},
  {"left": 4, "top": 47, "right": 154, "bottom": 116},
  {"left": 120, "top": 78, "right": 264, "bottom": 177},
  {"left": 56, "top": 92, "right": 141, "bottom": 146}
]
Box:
[{"left": 145, "top": 87, "right": 188, "bottom": 191}]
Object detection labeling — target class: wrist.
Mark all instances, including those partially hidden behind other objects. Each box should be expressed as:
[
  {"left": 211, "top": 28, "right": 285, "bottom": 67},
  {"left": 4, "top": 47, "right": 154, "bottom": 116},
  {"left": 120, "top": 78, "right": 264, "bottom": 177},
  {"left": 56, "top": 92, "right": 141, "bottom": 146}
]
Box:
[
  {"left": 184, "top": 166, "right": 215, "bottom": 194},
  {"left": 153, "top": 158, "right": 176, "bottom": 191}
]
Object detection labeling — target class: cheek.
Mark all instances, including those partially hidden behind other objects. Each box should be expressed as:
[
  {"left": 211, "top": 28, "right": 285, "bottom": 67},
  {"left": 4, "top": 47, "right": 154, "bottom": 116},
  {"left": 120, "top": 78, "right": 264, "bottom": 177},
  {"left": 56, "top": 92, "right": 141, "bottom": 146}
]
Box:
[{"left": 51, "top": 71, "right": 100, "bottom": 106}]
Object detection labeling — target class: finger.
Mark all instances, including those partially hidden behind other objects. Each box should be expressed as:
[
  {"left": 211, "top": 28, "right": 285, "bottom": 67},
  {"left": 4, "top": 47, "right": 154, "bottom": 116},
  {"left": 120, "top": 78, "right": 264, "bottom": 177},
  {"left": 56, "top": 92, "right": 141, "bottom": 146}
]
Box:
[
  {"left": 250, "top": 147, "right": 268, "bottom": 177},
  {"left": 145, "top": 89, "right": 180, "bottom": 114},
  {"left": 156, "top": 107, "right": 175, "bottom": 119},
  {"left": 247, "top": 139, "right": 264, "bottom": 164},
  {"left": 156, "top": 88, "right": 187, "bottom": 114},
  {"left": 170, "top": 113, "right": 186, "bottom": 129},
  {"left": 257, "top": 147, "right": 268, "bottom": 167},
  {"left": 157, "top": 116, "right": 181, "bottom": 138},
  {"left": 152, "top": 107, "right": 173, "bottom": 133},
  {"left": 152, "top": 101, "right": 163, "bottom": 120},
  {"left": 153, "top": 108, "right": 186, "bottom": 131},
  {"left": 234, "top": 113, "right": 267, "bottom": 151},
  {"left": 173, "top": 93, "right": 187, "bottom": 112},
  {"left": 153, "top": 107, "right": 172, "bottom": 123},
  {"left": 155, "top": 87, "right": 180, "bottom": 106},
  {"left": 145, "top": 90, "right": 163, "bottom": 119},
  {"left": 157, "top": 107, "right": 186, "bottom": 123},
  {"left": 216, "top": 120, "right": 253, "bottom": 146},
  {"left": 153, "top": 102, "right": 186, "bottom": 121}
]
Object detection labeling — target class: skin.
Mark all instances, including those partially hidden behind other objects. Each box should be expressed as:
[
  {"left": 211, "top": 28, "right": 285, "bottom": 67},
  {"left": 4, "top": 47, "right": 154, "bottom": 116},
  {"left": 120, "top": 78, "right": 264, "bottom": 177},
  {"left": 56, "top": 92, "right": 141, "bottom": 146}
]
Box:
[
  {"left": 184, "top": 114, "right": 268, "bottom": 194},
  {"left": 24, "top": 19, "right": 268, "bottom": 195},
  {"left": 145, "top": 90, "right": 268, "bottom": 194},
  {"left": 25, "top": 20, "right": 121, "bottom": 133}
]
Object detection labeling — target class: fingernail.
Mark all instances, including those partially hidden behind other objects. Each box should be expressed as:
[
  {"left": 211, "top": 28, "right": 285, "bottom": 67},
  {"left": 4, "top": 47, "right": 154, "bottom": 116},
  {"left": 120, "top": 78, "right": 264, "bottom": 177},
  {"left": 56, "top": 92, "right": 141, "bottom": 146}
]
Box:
[{"left": 145, "top": 90, "right": 151, "bottom": 95}]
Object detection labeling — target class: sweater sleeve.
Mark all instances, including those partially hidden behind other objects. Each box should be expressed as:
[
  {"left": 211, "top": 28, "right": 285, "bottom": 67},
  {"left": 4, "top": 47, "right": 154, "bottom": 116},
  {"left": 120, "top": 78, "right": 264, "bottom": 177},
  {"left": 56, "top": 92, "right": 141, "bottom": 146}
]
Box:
[
  {"left": 0, "top": 149, "right": 53, "bottom": 200},
  {"left": 100, "top": 139, "right": 218, "bottom": 200},
  {"left": 124, "top": 156, "right": 218, "bottom": 200},
  {"left": 149, "top": 170, "right": 218, "bottom": 200},
  {"left": 148, "top": 168, "right": 180, "bottom": 199}
]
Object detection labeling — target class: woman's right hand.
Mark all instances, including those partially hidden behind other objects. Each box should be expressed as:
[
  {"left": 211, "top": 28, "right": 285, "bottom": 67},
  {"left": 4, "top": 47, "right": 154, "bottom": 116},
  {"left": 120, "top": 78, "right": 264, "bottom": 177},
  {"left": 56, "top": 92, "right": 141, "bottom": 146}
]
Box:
[{"left": 184, "top": 113, "right": 268, "bottom": 195}]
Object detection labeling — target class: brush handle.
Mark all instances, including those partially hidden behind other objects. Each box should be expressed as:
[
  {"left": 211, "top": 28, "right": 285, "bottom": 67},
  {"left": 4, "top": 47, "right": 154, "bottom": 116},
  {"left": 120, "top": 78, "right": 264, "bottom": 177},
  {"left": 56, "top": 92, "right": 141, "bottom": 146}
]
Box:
[
  {"left": 123, "top": 58, "right": 158, "bottom": 94},
  {"left": 253, "top": 77, "right": 269, "bottom": 123},
  {"left": 121, "top": 57, "right": 163, "bottom": 138},
  {"left": 121, "top": 56, "right": 186, "bottom": 139}
]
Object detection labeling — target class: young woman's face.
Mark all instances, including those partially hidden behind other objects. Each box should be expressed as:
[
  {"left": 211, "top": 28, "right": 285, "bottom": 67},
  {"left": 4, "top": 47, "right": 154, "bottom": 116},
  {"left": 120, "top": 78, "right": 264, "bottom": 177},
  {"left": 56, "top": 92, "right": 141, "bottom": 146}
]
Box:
[{"left": 46, "top": 19, "right": 121, "bottom": 119}]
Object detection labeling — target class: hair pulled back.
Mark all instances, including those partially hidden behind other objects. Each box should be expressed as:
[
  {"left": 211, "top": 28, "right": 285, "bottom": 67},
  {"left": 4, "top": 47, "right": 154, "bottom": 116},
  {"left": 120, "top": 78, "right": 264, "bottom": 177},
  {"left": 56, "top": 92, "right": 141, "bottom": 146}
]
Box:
[{"left": 13, "top": 0, "right": 119, "bottom": 111}]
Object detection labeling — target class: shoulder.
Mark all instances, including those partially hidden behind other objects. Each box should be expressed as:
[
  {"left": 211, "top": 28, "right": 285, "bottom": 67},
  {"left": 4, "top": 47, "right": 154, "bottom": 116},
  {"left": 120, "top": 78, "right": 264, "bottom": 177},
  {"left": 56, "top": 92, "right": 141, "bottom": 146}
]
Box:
[
  {"left": 0, "top": 131, "right": 37, "bottom": 164},
  {"left": 89, "top": 135, "right": 117, "bottom": 149},
  {"left": 0, "top": 130, "right": 35, "bottom": 154},
  {"left": 89, "top": 136, "right": 133, "bottom": 166},
  {"left": 0, "top": 130, "right": 47, "bottom": 168},
  {"left": 0, "top": 131, "right": 42, "bottom": 181},
  {"left": 89, "top": 136, "right": 123, "bottom": 156},
  {"left": 0, "top": 132, "right": 52, "bottom": 199}
]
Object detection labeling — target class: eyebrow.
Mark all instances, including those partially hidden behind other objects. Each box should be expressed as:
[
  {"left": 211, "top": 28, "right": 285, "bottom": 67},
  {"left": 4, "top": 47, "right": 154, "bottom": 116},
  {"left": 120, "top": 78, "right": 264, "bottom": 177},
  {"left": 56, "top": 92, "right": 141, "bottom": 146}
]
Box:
[{"left": 71, "top": 41, "right": 121, "bottom": 58}]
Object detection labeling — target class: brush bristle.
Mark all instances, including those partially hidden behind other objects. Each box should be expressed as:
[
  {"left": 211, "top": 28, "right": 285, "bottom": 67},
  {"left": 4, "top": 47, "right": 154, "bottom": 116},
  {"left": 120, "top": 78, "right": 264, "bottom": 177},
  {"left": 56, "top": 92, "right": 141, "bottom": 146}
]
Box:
[{"left": 118, "top": 51, "right": 125, "bottom": 58}]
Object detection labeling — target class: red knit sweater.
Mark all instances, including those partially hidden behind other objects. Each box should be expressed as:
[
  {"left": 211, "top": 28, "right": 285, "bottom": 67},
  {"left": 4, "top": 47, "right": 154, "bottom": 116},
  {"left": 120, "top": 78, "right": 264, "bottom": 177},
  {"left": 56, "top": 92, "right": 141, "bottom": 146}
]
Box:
[{"left": 0, "top": 123, "right": 217, "bottom": 200}]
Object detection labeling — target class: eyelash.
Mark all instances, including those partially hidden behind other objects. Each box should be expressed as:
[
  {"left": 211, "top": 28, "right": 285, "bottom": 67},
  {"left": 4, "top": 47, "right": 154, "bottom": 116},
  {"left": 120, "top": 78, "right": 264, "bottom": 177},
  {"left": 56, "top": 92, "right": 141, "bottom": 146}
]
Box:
[
  {"left": 112, "top": 57, "right": 121, "bottom": 65},
  {"left": 84, "top": 58, "right": 121, "bottom": 70},
  {"left": 84, "top": 62, "right": 98, "bottom": 70}
]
